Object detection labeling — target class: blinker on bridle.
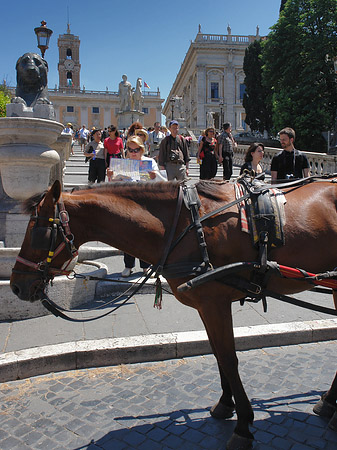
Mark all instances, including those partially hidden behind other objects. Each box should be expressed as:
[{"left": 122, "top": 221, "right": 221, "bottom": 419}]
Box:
[{"left": 14, "top": 198, "right": 78, "bottom": 282}]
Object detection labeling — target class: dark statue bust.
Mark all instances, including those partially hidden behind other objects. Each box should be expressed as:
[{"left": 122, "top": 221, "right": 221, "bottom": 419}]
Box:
[{"left": 11, "top": 52, "right": 51, "bottom": 107}]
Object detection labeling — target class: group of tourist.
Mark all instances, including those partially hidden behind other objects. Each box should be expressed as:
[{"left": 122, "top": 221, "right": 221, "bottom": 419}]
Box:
[
  {"left": 64, "top": 120, "right": 309, "bottom": 278},
  {"left": 195, "top": 124, "right": 309, "bottom": 183}
]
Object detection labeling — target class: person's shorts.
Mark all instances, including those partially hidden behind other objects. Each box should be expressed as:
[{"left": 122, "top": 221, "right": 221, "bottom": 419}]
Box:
[{"left": 80, "top": 137, "right": 86, "bottom": 145}]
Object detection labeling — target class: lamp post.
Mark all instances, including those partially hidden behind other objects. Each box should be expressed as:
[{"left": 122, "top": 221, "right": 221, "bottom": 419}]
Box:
[
  {"left": 34, "top": 20, "right": 53, "bottom": 59},
  {"left": 170, "top": 97, "right": 176, "bottom": 120},
  {"left": 219, "top": 100, "right": 224, "bottom": 130},
  {"left": 333, "top": 56, "right": 337, "bottom": 134}
]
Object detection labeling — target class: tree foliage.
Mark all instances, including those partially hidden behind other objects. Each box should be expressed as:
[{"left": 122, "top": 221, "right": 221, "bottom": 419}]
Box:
[
  {"left": 262, "top": 0, "right": 337, "bottom": 152},
  {"left": 243, "top": 40, "right": 273, "bottom": 133},
  {"left": 280, "top": 0, "right": 288, "bottom": 12},
  {"left": 0, "top": 84, "right": 10, "bottom": 117}
]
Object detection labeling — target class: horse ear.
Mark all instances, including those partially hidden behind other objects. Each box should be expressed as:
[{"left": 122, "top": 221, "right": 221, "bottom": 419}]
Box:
[{"left": 50, "top": 180, "right": 61, "bottom": 203}]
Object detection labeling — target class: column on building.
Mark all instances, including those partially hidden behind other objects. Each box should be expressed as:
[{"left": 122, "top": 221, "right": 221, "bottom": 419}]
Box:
[{"left": 196, "top": 64, "right": 206, "bottom": 128}]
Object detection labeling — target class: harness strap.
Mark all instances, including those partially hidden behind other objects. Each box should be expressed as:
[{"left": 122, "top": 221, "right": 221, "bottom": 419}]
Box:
[
  {"left": 156, "top": 185, "right": 184, "bottom": 274},
  {"left": 41, "top": 185, "right": 185, "bottom": 321}
]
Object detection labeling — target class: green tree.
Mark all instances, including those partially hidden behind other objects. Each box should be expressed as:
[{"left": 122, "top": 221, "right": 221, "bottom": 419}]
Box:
[
  {"left": 243, "top": 40, "right": 273, "bottom": 133},
  {"left": 0, "top": 83, "right": 10, "bottom": 117},
  {"left": 262, "top": 0, "right": 337, "bottom": 152},
  {"left": 280, "top": 0, "right": 288, "bottom": 12}
]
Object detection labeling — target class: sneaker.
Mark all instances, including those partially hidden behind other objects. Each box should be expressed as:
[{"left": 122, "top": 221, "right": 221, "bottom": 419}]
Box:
[{"left": 121, "top": 267, "right": 132, "bottom": 277}]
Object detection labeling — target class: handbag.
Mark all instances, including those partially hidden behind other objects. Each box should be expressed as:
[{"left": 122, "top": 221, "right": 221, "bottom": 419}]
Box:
[
  {"left": 199, "top": 150, "right": 205, "bottom": 160},
  {"left": 85, "top": 146, "right": 94, "bottom": 163}
]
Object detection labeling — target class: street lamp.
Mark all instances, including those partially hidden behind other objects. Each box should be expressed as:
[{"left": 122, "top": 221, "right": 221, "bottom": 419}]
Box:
[
  {"left": 170, "top": 97, "right": 176, "bottom": 120},
  {"left": 34, "top": 20, "right": 53, "bottom": 59},
  {"left": 219, "top": 100, "right": 224, "bottom": 130}
]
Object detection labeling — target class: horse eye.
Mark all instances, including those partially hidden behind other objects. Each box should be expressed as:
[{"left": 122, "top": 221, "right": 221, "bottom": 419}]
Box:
[{"left": 34, "top": 59, "right": 41, "bottom": 66}]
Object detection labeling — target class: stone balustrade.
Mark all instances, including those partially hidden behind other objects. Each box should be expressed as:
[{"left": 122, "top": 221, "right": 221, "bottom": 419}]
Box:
[{"left": 195, "top": 33, "right": 257, "bottom": 45}]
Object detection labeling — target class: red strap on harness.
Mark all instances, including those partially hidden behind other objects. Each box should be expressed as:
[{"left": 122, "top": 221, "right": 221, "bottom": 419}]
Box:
[{"left": 279, "top": 265, "right": 337, "bottom": 290}]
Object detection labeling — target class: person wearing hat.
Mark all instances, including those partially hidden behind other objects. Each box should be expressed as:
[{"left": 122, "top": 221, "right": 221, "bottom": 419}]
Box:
[
  {"left": 158, "top": 120, "right": 190, "bottom": 181},
  {"left": 62, "top": 123, "right": 75, "bottom": 155}
]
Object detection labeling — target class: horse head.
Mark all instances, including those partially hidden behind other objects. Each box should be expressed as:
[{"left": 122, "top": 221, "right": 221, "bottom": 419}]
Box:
[{"left": 10, "top": 180, "right": 77, "bottom": 302}]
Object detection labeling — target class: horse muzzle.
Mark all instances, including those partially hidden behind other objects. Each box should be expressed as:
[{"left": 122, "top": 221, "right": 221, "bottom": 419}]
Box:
[{"left": 10, "top": 276, "right": 46, "bottom": 302}]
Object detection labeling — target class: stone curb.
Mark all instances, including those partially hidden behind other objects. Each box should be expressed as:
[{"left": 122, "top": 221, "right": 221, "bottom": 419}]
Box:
[{"left": 0, "top": 319, "right": 336, "bottom": 383}]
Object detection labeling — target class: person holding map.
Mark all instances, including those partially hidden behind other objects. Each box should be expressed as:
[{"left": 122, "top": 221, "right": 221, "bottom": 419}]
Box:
[
  {"left": 106, "top": 135, "right": 166, "bottom": 277},
  {"left": 107, "top": 135, "right": 166, "bottom": 183}
]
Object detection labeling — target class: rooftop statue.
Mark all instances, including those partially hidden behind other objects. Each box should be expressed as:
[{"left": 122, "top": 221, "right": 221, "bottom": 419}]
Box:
[{"left": 118, "top": 74, "right": 132, "bottom": 112}]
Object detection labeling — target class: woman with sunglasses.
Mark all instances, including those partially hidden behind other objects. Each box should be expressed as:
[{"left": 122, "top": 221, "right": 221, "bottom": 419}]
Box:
[
  {"left": 104, "top": 125, "right": 125, "bottom": 168},
  {"left": 107, "top": 135, "right": 166, "bottom": 277},
  {"left": 107, "top": 135, "right": 166, "bottom": 182}
]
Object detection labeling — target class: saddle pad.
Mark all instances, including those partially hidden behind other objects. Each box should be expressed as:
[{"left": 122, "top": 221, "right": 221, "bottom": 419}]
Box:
[{"left": 235, "top": 183, "right": 287, "bottom": 246}]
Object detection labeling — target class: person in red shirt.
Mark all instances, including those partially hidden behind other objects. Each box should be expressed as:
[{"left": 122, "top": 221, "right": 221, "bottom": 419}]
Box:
[{"left": 104, "top": 125, "right": 125, "bottom": 168}]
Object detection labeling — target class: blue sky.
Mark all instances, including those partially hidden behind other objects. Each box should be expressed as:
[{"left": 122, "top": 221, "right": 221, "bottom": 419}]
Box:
[{"left": 1, "top": 0, "right": 281, "bottom": 100}]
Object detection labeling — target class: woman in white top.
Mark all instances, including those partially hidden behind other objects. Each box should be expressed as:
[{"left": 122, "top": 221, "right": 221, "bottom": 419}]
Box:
[
  {"left": 107, "top": 135, "right": 166, "bottom": 277},
  {"left": 107, "top": 135, "right": 166, "bottom": 182}
]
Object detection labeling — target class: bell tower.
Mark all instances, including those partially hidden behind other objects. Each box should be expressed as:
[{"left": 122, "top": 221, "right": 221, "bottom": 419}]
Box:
[{"left": 57, "top": 23, "right": 81, "bottom": 91}]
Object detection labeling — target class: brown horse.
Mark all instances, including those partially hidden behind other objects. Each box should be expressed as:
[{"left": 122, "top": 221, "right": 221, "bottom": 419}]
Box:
[{"left": 10, "top": 179, "right": 337, "bottom": 449}]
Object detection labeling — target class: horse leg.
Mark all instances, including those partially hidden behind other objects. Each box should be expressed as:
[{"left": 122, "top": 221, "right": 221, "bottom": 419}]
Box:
[
  {"left": 199, "top": 301, "right": 254, "bottom": 449},
  {"left": 201, "top": 320, "right": 235, "bottom": 419},
  {"left": 313, "top": 371, "right": 337, "bottom": 418}
]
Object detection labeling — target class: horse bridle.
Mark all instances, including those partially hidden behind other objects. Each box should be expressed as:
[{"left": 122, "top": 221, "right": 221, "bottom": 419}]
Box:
[{"left": 13, "top": 196, "right": 78, "bottom": 287}]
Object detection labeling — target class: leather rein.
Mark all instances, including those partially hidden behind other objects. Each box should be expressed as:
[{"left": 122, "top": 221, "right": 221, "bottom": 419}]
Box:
[
  {"left": 13, "top": 198, "right": 79, "bottom": 284},
  {"left": 13, "top": 186, "right": 185, "bottom": 322}
]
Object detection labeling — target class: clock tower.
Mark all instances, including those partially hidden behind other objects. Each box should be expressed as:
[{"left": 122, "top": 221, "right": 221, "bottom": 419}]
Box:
[{"left": 57, "top": 23, "right": 81, "bottom": 90}]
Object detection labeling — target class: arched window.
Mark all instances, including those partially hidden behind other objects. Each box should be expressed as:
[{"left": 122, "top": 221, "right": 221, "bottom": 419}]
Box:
[
  {"left": 66, "top": 48, "right": 72, "bottom": 59},
  {"left": 66, "top": 71, "right": 73, "bottom": 87}
]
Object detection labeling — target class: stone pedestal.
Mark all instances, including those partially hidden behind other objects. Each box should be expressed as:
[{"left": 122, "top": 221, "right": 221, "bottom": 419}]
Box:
[
  {"left": 49, "top": 134, "right": 72, "bottom": 188},
  {"left": 116, "top": 110, "right": 144, "bottom": 130},
  {"left": 6, "top": 102, "right": 56, "bottom": 121},
  {"left": 0, "top": 117, "right": 62, "bottom": 201}
]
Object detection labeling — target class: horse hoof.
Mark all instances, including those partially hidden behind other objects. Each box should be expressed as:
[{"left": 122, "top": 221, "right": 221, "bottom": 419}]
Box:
[
  {"left": 313, "top": 396, "right": 336, "bottom": 418},
  {"left": 210, "top": 400, "right": 235, "bottom": 419},
  {"left": 226, "top": 433, "right": 253, "bottom": 450},
  {"left": 328, "top": 411, "right": 337, "bottom": 431}
]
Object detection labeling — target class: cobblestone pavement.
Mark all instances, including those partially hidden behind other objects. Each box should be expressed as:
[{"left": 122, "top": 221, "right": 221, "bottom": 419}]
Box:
[{"left": 0, "top": 341, "right": 336, "bottom": 450}]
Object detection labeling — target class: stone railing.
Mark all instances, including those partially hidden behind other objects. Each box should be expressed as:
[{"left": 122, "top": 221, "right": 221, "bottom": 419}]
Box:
[
  {"left": 233, "top": 144, "right": 337, "bottom": 175},
  {"left": 195, "top": 33, "right": 257, "bottom": 45}
]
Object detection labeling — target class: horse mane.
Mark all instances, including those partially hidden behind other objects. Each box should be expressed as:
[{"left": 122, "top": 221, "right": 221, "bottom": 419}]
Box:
[
  {"left": 22, "top": 191, "right": 47, "bottom": 214},
  {"left": 22, "top": 179, "right": 228, "bottom": 215},
  {"left": 69, "top": 180, "right": 180, "bottom": 196}
]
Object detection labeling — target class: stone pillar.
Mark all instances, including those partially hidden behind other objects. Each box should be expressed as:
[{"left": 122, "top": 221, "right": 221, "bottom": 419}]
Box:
[{"left": 196, "top": 64, "right": 206, "bottom": 128}]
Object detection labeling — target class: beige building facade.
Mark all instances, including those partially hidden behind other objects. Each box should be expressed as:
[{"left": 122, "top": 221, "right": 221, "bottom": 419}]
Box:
[
  {"left": 50, "top": 26, "right": 164, "bottom": 130},
  {"left": 163, "top": 26, "right": 261, "bottom": 133}
]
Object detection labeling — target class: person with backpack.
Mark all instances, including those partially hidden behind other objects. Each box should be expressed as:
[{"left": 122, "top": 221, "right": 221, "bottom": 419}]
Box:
[{"left": 158, "top": 120, "right": 190, "bottom": 181}]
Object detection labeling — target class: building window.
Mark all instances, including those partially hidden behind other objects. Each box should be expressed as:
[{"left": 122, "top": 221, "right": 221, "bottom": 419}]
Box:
[
  {"left": 240, "top": 84, "right": 246, "bottom": 101},
  {"left": 66, "top": 48, "right": 72, "bottom": 58},
  {"left": 66, "top": 72, "right": 73, "bottom": 87},
  {"left": 67, "top": 106, "right": 74, "bottom": 113},
  {"left": 92, "top": 107, "right": 99, "bottom": 114},
  {"left": 211, "top": 82, "right": 219, "bottom": 99},
  {"left": 142, "top": 107, "right": 149, "bottom": 114}
]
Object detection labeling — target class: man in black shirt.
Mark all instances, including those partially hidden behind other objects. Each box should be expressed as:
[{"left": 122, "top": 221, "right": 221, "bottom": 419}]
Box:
[{"left": 271, "top": 127, "right": 310, "bottom": 182}]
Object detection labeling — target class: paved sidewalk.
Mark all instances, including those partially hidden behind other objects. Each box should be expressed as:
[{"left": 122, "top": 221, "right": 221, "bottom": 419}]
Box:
[
  {"left": 1, "top": 253, "right": 337, "bottom": 382},
  {"left": 1, "top": 340, "right": 336, "bottom": 449}
]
